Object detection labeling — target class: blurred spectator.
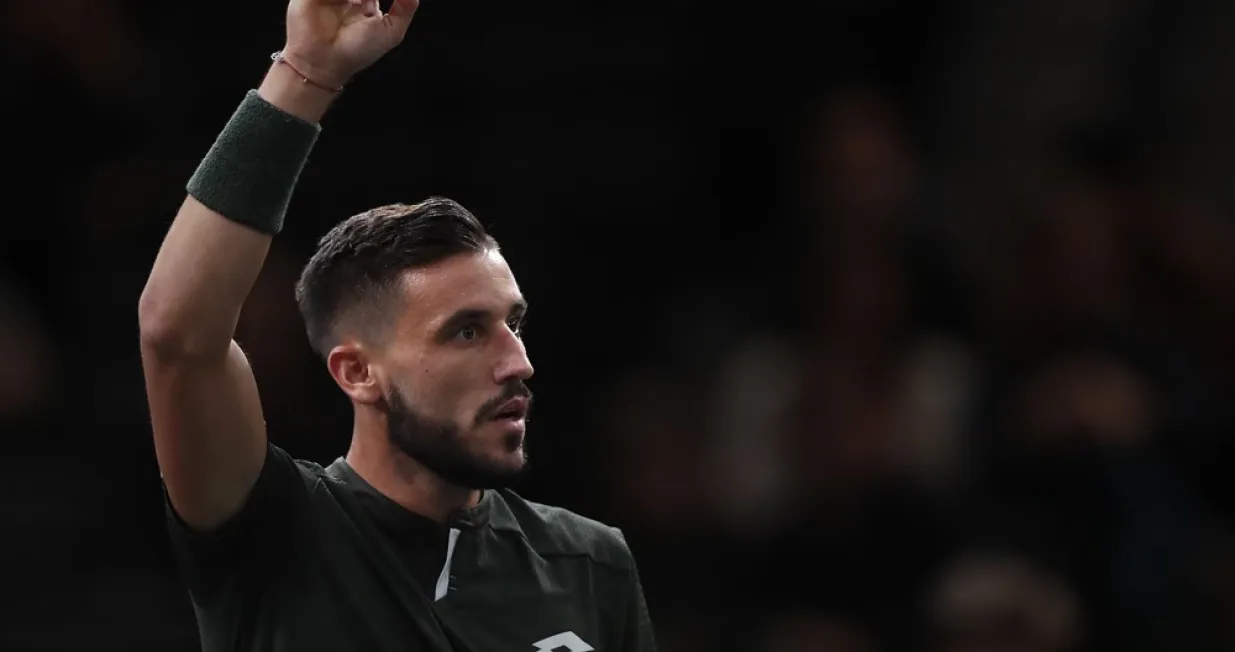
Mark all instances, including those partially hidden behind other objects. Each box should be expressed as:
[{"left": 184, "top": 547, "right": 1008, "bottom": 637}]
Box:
[
  {"left": 968, "top": 342, "right": 1213, "bottom": 651},
  {"left": 924, "top": 551, "right": 1083, "bottom": 652},
  {"left": 603, "top": 367, "right": 712, "bottom": 536},
  {"left": 0, "top": 278, "right": 58, "bottom": 431},
  {"left": 1, "top": 0, "right": 158, "bottom": 106}
]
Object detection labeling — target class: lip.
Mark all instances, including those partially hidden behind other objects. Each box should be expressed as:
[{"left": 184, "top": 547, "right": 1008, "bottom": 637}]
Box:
[
  {"left": 491, "top": 416, "right": 526, "bottom": 436},
  {"left": 491, "top": 396, "right": 530, "bottom": 421}
]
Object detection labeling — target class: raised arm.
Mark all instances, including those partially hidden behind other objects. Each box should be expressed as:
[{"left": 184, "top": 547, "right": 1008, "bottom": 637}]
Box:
[{"left": 138, "top": 0, "right": 419, "bottom": 531}]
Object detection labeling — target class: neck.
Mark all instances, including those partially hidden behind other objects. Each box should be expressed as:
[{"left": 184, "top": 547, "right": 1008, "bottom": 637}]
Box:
[{"left": 345, "top": 414, "right": 481, "bottom": 523}]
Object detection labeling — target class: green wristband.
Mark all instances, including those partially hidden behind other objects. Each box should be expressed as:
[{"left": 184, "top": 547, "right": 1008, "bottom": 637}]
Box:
[{"left": 186, "top": 90, "right": 321, "bottom": 235}]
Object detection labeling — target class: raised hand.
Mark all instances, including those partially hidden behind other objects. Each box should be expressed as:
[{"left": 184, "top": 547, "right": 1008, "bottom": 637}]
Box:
[{"left": 281, "top": 0, "right": 420, "bottom": 91}]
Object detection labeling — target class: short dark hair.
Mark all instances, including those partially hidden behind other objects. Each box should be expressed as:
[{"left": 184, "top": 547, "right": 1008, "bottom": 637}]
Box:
[{"left": 295, "top": 196, "right": 497, "bottom": 357}]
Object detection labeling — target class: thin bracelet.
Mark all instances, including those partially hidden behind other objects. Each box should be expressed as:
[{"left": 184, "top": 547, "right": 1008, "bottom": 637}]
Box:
[{"left": 271, "top": 51, "right": 344, "bottom": 94}]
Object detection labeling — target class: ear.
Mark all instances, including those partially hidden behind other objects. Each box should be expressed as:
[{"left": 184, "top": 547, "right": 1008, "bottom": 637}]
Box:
[{"left": 326, "top": 341, "right": 384, "bottom": 405}]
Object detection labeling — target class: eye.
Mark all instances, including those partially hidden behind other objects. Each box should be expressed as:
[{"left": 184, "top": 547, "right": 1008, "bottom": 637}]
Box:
[
  {"left": 508, "top": 316, "right": 525, "bottom": 337},
  {"left": 456, "top": 324, "right": 481, "bottom": 342}
]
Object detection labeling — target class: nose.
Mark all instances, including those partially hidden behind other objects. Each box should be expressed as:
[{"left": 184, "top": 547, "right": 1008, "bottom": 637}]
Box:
[{"left": 493, "top": 326, "right": 534, "bottom": 384}]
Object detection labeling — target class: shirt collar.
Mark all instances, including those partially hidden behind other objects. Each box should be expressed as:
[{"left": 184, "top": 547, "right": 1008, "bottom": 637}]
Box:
[{"left": 325, "top": 457, "right": 494, "bottom": 535}]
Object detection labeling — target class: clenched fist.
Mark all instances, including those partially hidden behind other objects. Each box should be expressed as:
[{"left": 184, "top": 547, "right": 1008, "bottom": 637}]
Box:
[{"left": 281, "top": 0, "right": 420, "bottom": 91}]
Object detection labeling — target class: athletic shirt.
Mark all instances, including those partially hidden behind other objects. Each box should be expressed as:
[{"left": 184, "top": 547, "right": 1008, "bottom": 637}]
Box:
[{"left": 165, "top": 444, "right": 656, "bottom": 652}]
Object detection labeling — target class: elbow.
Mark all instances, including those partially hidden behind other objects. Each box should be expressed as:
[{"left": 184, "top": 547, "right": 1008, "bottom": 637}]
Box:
[
  {"left": 138, "top": 286, "right": 224, "bottom": 360},
  {"left": 138, "top": 287, "right": 185, "bottom": 356}
]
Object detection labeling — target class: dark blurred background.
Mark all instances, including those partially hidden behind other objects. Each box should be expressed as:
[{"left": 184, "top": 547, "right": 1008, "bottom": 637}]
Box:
[{"left": 5, "top": 0, "right": 1235, "bottom": 650}]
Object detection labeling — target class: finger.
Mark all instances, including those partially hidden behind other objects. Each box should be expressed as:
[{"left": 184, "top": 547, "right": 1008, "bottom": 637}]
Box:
[
  {"left": 383, "top": 0, "right": 418, "bottom": 38},
  {"left": 386, "top": 0, "right": 419, "bottom": 23},
  {"left": 345, "top": 0, "right": 378, "bottom": 17}
]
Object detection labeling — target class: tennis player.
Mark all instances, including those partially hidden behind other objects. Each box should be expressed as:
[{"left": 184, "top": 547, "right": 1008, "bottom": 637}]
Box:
[{"left": 138, "top": 1, "right": 656, "bottom": 650}]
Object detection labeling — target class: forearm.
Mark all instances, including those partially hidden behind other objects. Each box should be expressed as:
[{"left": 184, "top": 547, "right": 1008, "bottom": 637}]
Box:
[{"left": 139, "top": 63, "right": 335, "bottom": 356}]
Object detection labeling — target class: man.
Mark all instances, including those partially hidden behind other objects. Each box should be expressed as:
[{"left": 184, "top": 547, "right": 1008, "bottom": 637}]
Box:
[{"left": 137, "top": 1, "right": 656, "bottom": 650}]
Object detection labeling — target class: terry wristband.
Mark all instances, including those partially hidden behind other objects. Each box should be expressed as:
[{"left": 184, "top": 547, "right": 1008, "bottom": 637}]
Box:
[{"left": 186, "top": 90, "right": 321, "bottom": 235}]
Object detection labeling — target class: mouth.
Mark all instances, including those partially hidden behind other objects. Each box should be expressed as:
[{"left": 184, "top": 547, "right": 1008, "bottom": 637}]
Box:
[{"left": 489, "top": 397, "right": 530, "bottom": 423}]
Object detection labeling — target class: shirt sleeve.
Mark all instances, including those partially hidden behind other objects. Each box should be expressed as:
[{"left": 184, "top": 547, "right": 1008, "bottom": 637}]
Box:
[{"left": 163, "top": 443, "right": 315, "bottom": 605}]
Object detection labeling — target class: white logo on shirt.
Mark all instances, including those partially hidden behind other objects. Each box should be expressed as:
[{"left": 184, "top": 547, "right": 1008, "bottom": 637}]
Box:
[{"left": 532, "top": 631, "right": 594, "bottom": 652}]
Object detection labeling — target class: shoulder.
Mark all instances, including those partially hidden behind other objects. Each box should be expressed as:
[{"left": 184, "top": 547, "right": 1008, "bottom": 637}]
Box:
[
  {"left": 489, "top": 489, "right": 635, "bottom": 571},
  {"left": 264, "top": 443, "right": 334, "bottom": 494}
]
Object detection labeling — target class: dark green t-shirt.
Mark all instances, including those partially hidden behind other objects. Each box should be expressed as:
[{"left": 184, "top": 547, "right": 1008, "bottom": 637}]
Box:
[{"left": 165, "top": 444, "right": 656, "bottom": 652}]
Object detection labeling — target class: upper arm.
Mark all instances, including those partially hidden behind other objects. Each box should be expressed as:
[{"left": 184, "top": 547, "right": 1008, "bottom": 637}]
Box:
[{"left": 143, "top": 339, "right": 269, "bottom": 532}]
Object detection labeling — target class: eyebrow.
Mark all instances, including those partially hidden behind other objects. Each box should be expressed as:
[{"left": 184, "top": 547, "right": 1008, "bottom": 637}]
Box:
[{"left": 435, "top": 300, "right": 528, "bottom": 338}]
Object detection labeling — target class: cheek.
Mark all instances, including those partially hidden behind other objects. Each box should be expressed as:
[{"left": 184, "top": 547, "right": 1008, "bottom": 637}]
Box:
[{"left": 396, "top": 360, "right": 485, "bottom": 423}]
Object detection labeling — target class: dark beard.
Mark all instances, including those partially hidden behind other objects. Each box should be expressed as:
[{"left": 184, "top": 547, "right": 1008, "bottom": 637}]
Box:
[{"left": 381, "top": 382, "right": 532, "bottom": 490}]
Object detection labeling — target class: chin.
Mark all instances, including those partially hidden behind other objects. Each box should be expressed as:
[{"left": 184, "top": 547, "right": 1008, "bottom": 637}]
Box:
[
  {"left": 498, "top": 442, "right": 529, "bottom": 469},
  {"left": 473, "top": 452, "right": 528, "bottom": 490},
  {"left": 460, "top": 423, "right": 527, "bottom": 485},
  {"left": 496, "top": 443, "right": 527, "bottom": 468}
]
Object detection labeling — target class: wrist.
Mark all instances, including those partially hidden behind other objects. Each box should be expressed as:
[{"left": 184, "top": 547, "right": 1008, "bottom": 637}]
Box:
[
  {"left": 257, "top": 58, "right": 338, "bottom": 125},
  {"left": 187, "top": 91, "right": 321, "bottom": 236}
]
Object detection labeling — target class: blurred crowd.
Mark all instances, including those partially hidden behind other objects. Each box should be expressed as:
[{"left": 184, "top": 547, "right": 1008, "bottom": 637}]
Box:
[
  {"left": 5, "top": 1, "right": 1235, "bottom": 651},
  {"left": 612, "top": 88, "right": 1235, "bottom": 651}
]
